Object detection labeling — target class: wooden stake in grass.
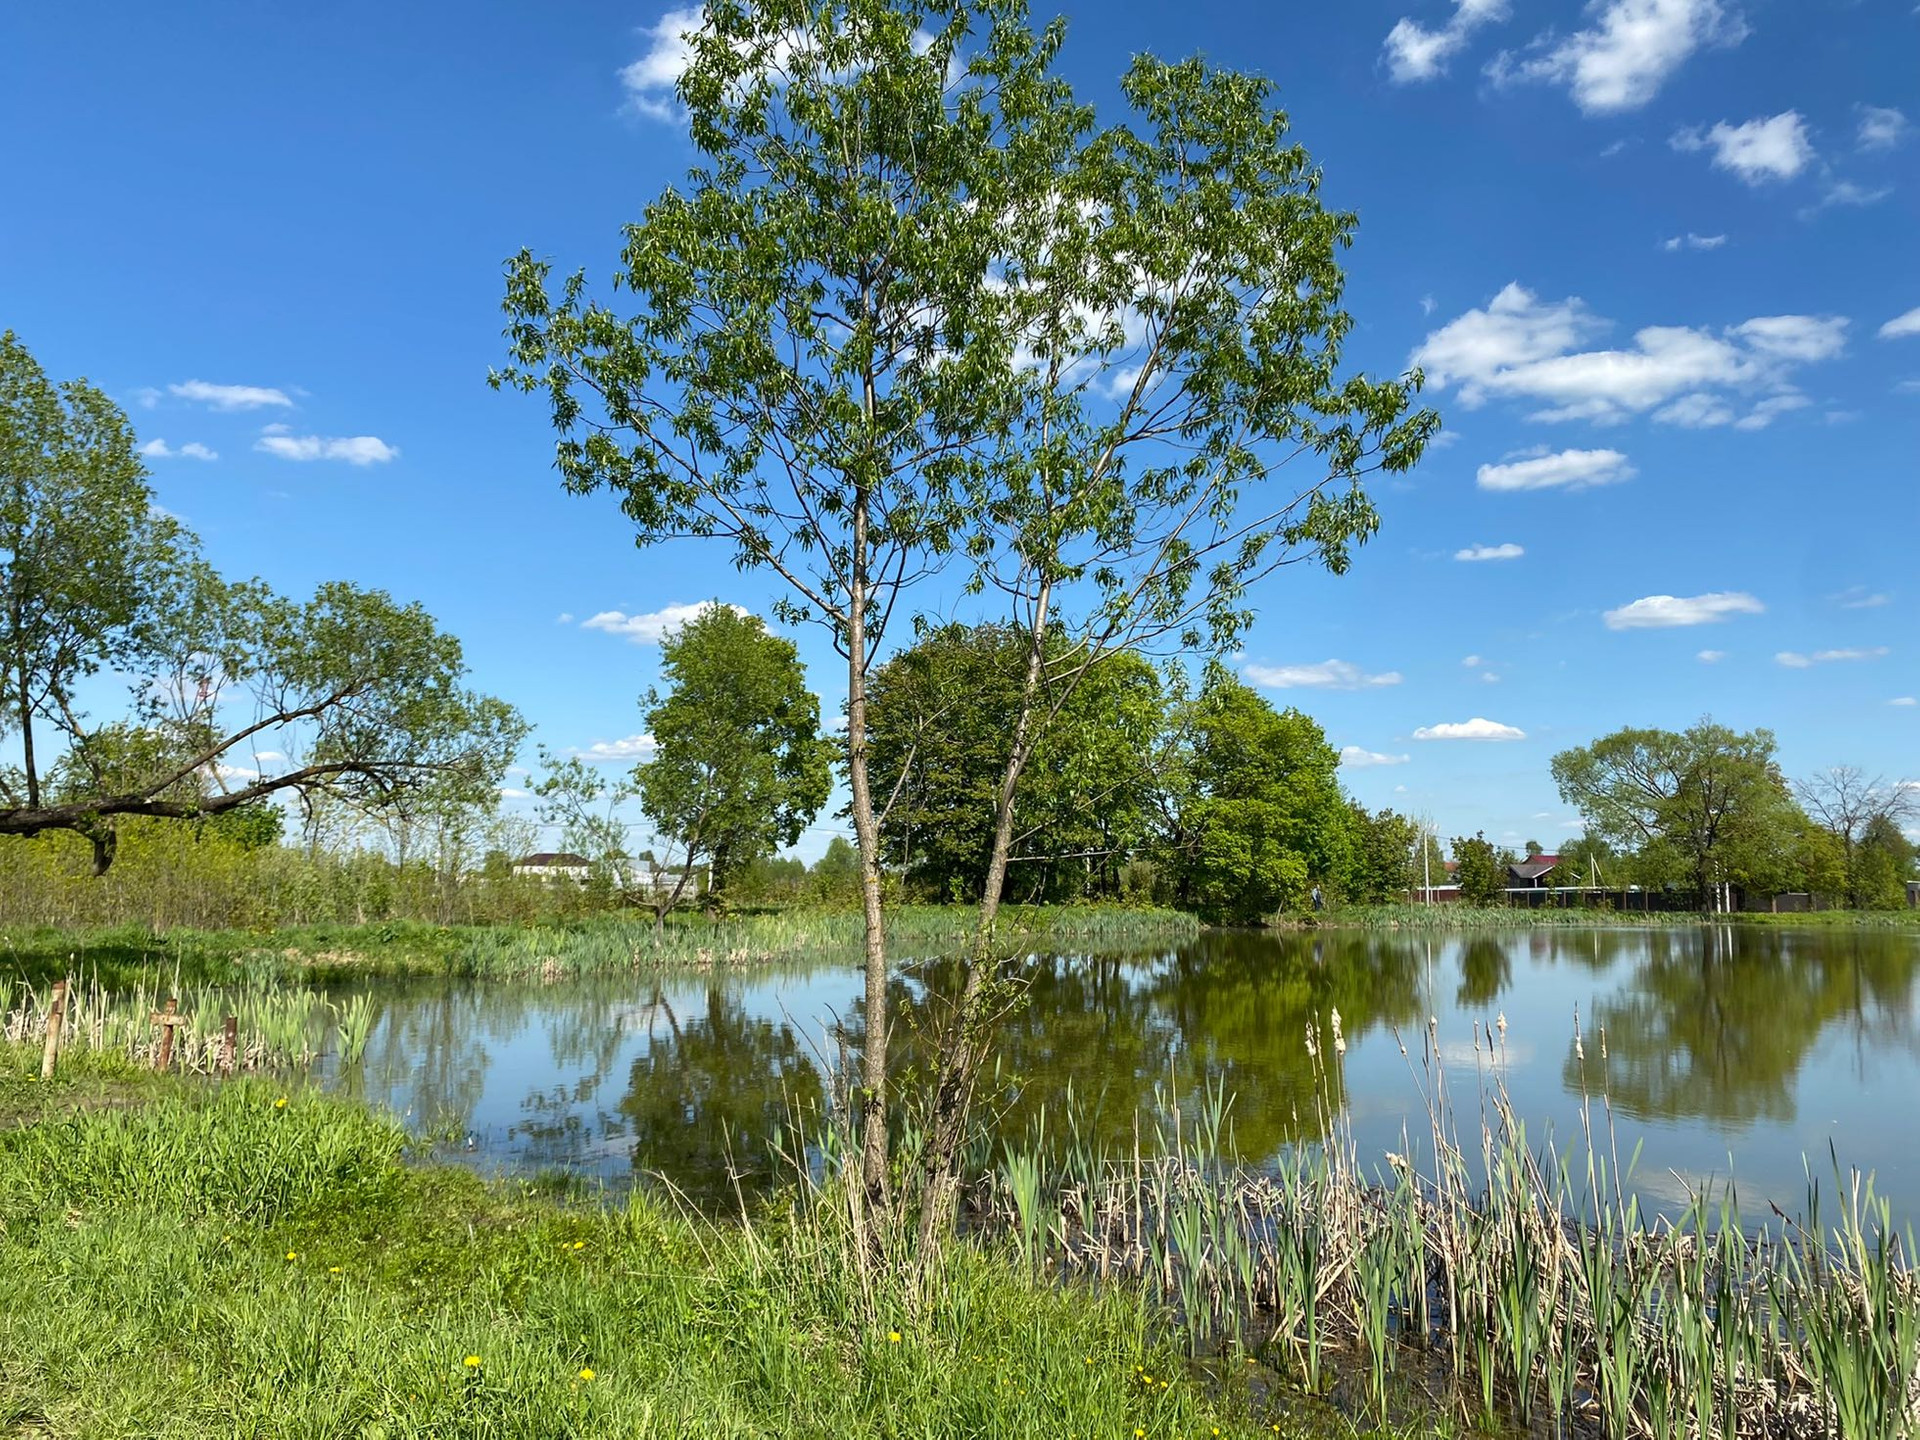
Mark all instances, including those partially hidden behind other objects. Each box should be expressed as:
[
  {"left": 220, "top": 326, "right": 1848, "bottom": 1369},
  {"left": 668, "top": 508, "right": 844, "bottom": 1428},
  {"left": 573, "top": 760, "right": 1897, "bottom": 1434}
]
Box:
[
  {"left": 39, "top": 978, "right": 67, "bottom": 1080},
  {"left": 219, "top": 1014, "right": 238, "bottom": 1076},
  {"left": 151, "top": 997, "right": 187, "bottom": 1073}
]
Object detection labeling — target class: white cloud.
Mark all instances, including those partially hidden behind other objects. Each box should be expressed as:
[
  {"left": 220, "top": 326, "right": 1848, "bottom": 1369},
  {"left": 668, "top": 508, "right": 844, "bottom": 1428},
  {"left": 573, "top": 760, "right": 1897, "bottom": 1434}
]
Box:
[
  {"left": 1898, "top": 379, "right": 1920, "bottom": 396},
  {"left": 1481, "top": 671, "right": 1501, "bottom": 683},
  {"left": 169, "top": 380, "right": 293, "bottom": 411},
  {"left": 568, "top": 734, "right": 659, "bottom": 763},
  {"left": 1696, "top": 649, "right": 1726, "bottom": 663},
  {"left": 1733, "top": 393, "right": 1814, "bottom": 431},
  {"left": 1801, "top": 180, "right": 1894, "bottom": 219},
  {"left": 1880, "top": 307, "right": 1920, "bottom": 341},
  {"left": 1775, "top": 647, "right": 1890, "bottom": 668},
  {"left": 1488, "top": 0, "right": 1745, "bottom": 114},
  {"left": 619, "top": 6, "right": 704, "bottom": 120},
  {"left": 1671, "top": 112, "right": 1814, "bottom": 184},
  {"left": 581, "top": 600, "right": 747, "bottom": 644},
  {"left": 1732, "top": 315, "right": 1847, "bottom": 362},
  {"left": 1653, "top": 392, "right": 1736, "bottom": 427},
  {"left": 1242, "top": 659, "right": 1402, "bottom": 691},
  {"left": 498, "top": 787, "right": 531, "bottom": 801},
  {"left": 139, "top": 438, "right": 218, "bottom": 461},
  {"left": 1476, "top": 448, "right": 1636, "bottom": 491},
  {"left": 1382, "top": 0, "right": 1510, "bottom": 82},
  {"left": 555, "top": 612, "right": 574, "bottom": 624},
  {"left": 1858, "top": 105, "right": 1910, "bottom": 152},
  {"left": 1413, "top": 717, "right": 1527, "bottom": 741},
  {"left": 1831, "top": 587, "right": 1891, "bottom": 610},
  {"left": 1461, "top": 654, "right": 1484, "bottom": 668},
  {"left": 1891, "top": 697, "right": 1917, "bottom": 707},
  {"left": 254, "top": 425, "right": 398, "bottom": 465},
  {"left": 1340, "top": 746, "right": 1412, "bottom": 768},
  {"left": 1660, "top": 232, "right": 1727, "bottom": 252},
  {"left": 1455, "top": 542, "right": 1526, "bottom": 562},
  {"left": 1415, "top": 284, "right": 1845, "bottom": 426},
  {"left": 1603, "top": 591, "right": 1764, "bottom": 629}
]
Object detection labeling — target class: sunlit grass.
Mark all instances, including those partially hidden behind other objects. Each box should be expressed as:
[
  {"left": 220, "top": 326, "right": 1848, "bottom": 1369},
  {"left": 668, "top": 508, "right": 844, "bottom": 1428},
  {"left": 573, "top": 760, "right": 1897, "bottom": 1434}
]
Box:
[{"left": 0, "top": 1060, "right": 1273, "bottom": 1439}]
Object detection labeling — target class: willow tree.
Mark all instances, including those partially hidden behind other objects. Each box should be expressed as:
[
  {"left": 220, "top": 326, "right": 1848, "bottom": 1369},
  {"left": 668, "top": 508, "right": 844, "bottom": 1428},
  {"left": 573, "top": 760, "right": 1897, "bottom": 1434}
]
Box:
[
  {"left": 494, "top": 0, "right": 1433, "bottom": 1236},
  {"left": 1, "top": 331, "right": 524, "bottom": 870}
]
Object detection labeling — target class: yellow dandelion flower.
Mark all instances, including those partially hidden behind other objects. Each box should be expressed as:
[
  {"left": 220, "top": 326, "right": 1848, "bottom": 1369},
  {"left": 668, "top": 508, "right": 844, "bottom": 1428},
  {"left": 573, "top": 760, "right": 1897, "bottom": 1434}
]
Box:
[
  {"left": 285, "top": 1251, "right": 298, "bottom": 1261},
  {"left": 577, "top": 1367, "right": 595, "bottom": 1382},
  {"left": 463, "top": 1355, "right": 481, "bottom": 1369},
  {"left": 572, "top": 1240, "right": 585, "bottom": 1250},
  {"left": 887, "top": 1330, "right": 901, "bottom": 1344},
  {"left": 328, "top": 1266, "right": 342, "bottom": 1274},
  {"left": 274, "top": 1096, "right": 288, "bottom": 1109}
]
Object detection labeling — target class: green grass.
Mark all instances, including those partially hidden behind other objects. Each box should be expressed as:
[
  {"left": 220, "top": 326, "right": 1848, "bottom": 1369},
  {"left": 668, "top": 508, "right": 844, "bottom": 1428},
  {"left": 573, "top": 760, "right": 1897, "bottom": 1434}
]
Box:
[
  {"left": 0, "top": 905, "right": 1199, "bottom": 989},
  {"left": 0, "top": 1050, "right": 1288, "bottom": 1440}
]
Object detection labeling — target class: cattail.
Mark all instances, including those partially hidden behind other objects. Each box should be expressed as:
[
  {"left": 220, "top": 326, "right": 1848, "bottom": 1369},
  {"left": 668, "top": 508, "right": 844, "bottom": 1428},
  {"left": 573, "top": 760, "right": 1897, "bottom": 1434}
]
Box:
[
  {"left": 1329, "top": 1007, "right": 1346, "bottom": 1056},
  {"left": 1496, "top": 1011, "right": 1507, "bottom": 1039},
  {"left": 1304, "top": 1021, "right": 1319, "bottom": 1060}
]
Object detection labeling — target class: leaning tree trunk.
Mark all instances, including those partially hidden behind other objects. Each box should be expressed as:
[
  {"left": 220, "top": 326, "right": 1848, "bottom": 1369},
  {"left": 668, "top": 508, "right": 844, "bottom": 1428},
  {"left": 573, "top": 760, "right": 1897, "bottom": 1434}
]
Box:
[{"left": 914, "top": 591, "right": 1052, "bottom": 1260}]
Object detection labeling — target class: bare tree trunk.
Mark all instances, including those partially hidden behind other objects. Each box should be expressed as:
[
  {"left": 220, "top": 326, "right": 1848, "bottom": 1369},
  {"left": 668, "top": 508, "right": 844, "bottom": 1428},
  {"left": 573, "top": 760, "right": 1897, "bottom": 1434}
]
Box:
[
  {"left": 845, "top": 486, "right": 892, "bottom": 1229},
  {"left": 16, "top": 658, "right": 38, "bottom": 810}
]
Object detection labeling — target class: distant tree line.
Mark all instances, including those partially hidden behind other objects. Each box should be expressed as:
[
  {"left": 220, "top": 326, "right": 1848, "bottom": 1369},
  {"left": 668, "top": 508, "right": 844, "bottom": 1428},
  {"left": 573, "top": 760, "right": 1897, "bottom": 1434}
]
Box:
[{"left": 1546, "top": 719, "right": 1915, "bottom": 911}]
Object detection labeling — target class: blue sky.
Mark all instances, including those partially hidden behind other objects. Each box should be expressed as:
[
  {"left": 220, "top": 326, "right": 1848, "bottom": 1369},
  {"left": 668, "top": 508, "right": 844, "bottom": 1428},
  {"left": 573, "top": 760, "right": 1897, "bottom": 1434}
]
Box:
[{"left": 1, "top": 0, "right": 1914, "bottom": 858}]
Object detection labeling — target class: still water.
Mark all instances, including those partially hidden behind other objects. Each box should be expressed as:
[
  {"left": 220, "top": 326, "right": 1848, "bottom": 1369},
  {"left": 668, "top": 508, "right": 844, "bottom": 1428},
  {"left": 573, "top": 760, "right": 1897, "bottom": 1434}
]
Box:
[{"left": 327, "top": 926, "right": 1920, "bottom": 1224}]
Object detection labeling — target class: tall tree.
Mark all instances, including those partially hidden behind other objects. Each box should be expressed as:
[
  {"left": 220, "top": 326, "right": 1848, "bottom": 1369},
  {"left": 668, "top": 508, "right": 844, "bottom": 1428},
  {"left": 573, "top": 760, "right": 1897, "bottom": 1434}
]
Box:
[
  {"left": 638, "top": 605, "right": 832, "bottom": 918},
  {"left": 1794, "top": 766, "right": 1919, "bottom": 908},
  {"left": 1158, "top": 670, "right": 1355, "bottom": 923},
  {"left": 495, "top": 0, "right": 1432, "bottom": 1237},
  {"left": 1451, "top": 832, "right": 1504, "bottom": 907},
  {"left": 1551, "top": 720, "right": 1795, "bottom": 911},
  {"left": 1349, "top": 804, "right": 1420, "bottom": 904},
  {"left": 865, "top": 623, "right": 1162, "bottom": 903},
  {"left": 2, "top": 333, "right": 524, "bottom": 871},
  {"left": 1854, "top": 813, "right": 1916, "bottom": 910}
]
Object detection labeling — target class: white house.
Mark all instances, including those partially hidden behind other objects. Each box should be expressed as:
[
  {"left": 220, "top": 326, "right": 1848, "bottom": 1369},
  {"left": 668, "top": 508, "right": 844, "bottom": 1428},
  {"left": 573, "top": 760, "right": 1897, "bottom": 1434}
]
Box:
[{"left": 510, "top": 851, "right": 594, "bottom": 882}]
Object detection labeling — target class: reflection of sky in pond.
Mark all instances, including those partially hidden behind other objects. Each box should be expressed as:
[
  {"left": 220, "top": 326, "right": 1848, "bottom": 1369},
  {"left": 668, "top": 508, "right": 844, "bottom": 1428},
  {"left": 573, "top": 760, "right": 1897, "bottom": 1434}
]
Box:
[{"left": 321, "top": 925, "right": 1920, "bottom": 1226}]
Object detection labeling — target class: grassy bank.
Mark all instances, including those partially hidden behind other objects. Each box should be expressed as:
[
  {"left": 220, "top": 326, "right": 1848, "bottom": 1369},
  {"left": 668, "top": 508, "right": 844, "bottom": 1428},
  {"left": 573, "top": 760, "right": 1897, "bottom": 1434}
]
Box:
[
  {"left": 0, "top": 904, "right": 1199, "bottom": 989},
  {"left": 0, "top": 1050, "right": 1281, "bottom": 1439},
  {"left": 1321, "top": 902, "right": 1920, "bottom": 932}
]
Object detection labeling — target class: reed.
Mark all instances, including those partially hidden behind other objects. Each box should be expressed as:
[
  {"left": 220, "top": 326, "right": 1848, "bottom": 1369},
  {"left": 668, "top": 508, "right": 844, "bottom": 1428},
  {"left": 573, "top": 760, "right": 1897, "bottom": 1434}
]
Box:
[{"left": 959, "top": 1015, "right": 1920, "bottom": 1438}]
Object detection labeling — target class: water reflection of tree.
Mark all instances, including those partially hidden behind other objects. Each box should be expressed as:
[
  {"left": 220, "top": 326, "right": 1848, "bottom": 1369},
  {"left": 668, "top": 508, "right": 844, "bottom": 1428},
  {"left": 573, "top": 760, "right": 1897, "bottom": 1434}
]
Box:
[
  {"left": 884, "top": 933, "right": 1425, "bottom": 1165},
  {"left": 614, "top": 986, "right": 826, "bottom": 1207},
  {"left": 1456, "top": 938, "right": 1511, "bottom": 1008},
  {"left": 346, "top": 983, "right": 498, "bottom": 1130},
  {"left": 1571, "top": 928, "right": 1919, "bottom": 1127}
]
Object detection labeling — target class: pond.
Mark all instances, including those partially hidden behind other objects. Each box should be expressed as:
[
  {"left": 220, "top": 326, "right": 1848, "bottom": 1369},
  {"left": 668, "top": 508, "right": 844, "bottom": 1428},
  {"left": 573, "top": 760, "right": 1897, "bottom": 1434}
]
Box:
[{"left": 326, "top": 924, "right": 1920, "bottom": 1226}]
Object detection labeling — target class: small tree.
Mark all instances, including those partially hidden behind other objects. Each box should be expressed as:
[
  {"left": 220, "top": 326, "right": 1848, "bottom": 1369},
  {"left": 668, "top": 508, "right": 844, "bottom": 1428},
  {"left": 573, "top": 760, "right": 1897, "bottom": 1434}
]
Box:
[
  {"left": 1452, "top": 832, "right": 1504, "bottom": 907},
  {"left": 636, "top": 605, "right": 832, "bottom": 921},
  {"left": 496, "top": 0, "right": 1433, "bottom": 1235},
  {"left": 812, "top": 835, "right": 863, "bottom": 903},
  {"left": 1794, "top": 766, "right": 1918, "bottom": 908}
]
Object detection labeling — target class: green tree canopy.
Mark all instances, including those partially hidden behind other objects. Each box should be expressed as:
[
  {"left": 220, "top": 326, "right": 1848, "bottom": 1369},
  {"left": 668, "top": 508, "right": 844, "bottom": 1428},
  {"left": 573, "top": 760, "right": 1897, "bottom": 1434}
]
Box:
[
  {"left": 1550, "top": 719, "right": 1799, "bottom": 909},
  {"left": 1450, "top": 832, "right": 1503, "bottom": 907},
  {"left": 1158, "top": 668, "right": 1354, "bottom": 923},
  {"left": 864, "top": 622, "right": 1162, "bottom": 903},
  {"left": 1, "top": 331, "right": 523, "bottom": 872},
  {"left": 637, "top": 604, "right": 832, "bottom": 911}
]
